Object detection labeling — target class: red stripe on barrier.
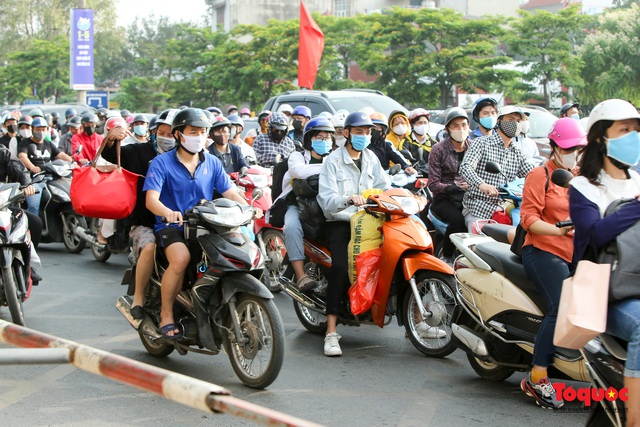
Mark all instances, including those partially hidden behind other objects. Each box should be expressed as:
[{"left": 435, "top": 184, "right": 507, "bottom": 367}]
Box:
[
  {"left": 99, "top": 353, "right": 166, "bottom": 396},
  {"left": 1, "top": 323, "right": 68, "bottom": 350}
]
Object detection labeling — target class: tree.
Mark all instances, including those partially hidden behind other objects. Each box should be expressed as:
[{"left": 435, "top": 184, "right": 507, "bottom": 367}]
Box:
[
  {"left": 504, "top": 5, "right": 586, "bottom": 107},
  {"left": 113, "top": 76, "right": 170, "bottom": 112},
  {"left": 578, "top": 4, "right": 640, "bottom": 105}
]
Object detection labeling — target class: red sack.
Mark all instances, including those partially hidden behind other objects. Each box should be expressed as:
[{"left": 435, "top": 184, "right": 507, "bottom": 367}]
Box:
[
  {"left": 70, "top": 139, "right": 140, "bottom": 219},
  {"left": 348, "top": 248, "right": 382, "bottom": 315},
  {"left": 491, "top": 207, "right": 512, "bottom": 225}
]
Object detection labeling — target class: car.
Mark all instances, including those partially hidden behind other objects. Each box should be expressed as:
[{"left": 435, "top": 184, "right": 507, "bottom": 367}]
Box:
[{"left": 262, "top": 89, "right": 408, "bottom": 120}]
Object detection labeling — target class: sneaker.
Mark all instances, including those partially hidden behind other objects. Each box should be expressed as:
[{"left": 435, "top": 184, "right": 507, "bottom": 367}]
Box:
[
  {"left": 324, "top": 332, "right": 342, "bottom": 357},
  {"left": 296, "top": 275, "right": 317, "bottom": 293},
  {"left": 415, "top": 322, "right": 447, "bottom": 339},
  {"left": 520, "top": 374, "right": 564, "bottom": 409}
]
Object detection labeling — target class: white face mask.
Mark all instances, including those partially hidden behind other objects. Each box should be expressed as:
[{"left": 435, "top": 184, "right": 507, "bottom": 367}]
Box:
[
  {"left": 392, "top": 124, "right": 407, "bottom": 136},
  {"left": 450, "top": 128, "right": 469, "bottom": 143},
  {"left": 520, "top": 121, "right": 530, "bottom": 135},
  {"left": 156, "top": 135, "right": 175, "bottom": 153},
  {"left": 413, "top": 124, "right": 428, "bottom": 136},
  {"left": 558, "top": 150, "right": 577, "bottom": 169},
  {"left": 180, "top": 132, "right": 206, "bottom": 154},
  {"left": 335, "top": 135, "right": 346, "bottom": 147},
  {"left": 19, "top": 129, "right": 32, "bottom": 139}
]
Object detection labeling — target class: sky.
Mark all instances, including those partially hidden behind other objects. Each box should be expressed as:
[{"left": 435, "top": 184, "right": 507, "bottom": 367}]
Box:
[{"left": 115, "top": 0, "right": 210, "bottom": 28}]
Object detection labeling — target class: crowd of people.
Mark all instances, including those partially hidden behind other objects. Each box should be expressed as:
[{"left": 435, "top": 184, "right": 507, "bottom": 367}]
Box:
[{"left": 1, "top": 97, "right": 639, "bottom": 424}]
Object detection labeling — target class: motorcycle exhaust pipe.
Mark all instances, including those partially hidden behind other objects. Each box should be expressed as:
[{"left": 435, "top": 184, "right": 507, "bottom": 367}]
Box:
[
  {"left": 75, "top": 226, "right": 103, "bottom": 248},
  {"left": 452, "top": 323, "right": 489, "bottom": 357},
  {"left": 116, "top": 295, "right": 142, "bottom": 330},
  {"left": 279, "top": 276, "right": 326, "bottom": 314}
]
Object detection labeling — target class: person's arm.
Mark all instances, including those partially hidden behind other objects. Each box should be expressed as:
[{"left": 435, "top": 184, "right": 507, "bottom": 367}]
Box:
[
  {"left": 233, "top": 145, "right": 248, "bottom": 171},
  {"left": 288, "top": 151, "right": 322, "bottom": 179},
  {"left": 317, "top": 159, "right": 350, "bottom": 216},
  {"left": 146, "top": 189, "right": 183, "bottom": 225},
  {"left": 517, "top": 152, "right": 535, "bottom": 178},
  {"left": 17, "top": 143, "right": 39, "bottom": 173},
  {"left": 50, "top": 142, "right": 72, "bottom": 162},
  {"left": 459, "top": 140, "right": 498, "bottom": 196},
  {"left": 1, "top": 149, "right": 30, "bottom": 187},
  {"left": 386, "top": 141, "right": 411, "bottom": 171}
]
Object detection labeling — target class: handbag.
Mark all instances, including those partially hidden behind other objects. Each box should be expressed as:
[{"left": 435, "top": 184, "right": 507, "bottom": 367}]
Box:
[
  {"left": 70, "top": 139, "right": 140, "bottom": 219},
  {"left": 553, "top": 260, "right": 610, "bottom": 349},
  {"left": 510, "top": 223, "right": 526, "bottom": 257}
]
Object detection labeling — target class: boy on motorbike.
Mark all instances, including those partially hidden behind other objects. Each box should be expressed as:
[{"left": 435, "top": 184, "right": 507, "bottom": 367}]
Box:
[
  {"left": 317, "top": 111, "right": 390, "bottom": 357},
  {"left": 275, "top": 117, "right": 334, "bottom": 292},
  {"left": 459, "top": 106, "right": 534, "bottom": 231},
  {"left": 368, "top": 112, "right": 416, "bottom": 175},
  {"left": 143, "top": 108, "right": 261, "bottom": 339},
  {"left": 253, "top": 112, "right": 296, "bottom": 168}
]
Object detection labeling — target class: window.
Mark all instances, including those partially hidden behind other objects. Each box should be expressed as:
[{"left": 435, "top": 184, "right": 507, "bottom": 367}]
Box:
[{"left": 334, "top": 0, "right": 349, "bottom": 17}]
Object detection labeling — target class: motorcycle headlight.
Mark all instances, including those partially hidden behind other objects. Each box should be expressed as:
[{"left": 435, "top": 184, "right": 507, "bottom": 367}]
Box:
[
  {"left": 391, "top": 196, "right": 420, "bottom": 215},
  {"left": 10, "top": 218, "right": 28, "bottom": 243},
  {"left": 0, "top": 187, "right": 12, "bottom": 205},
  {"left": 50, "top": 185, "right": 71, "bottom": 202}
]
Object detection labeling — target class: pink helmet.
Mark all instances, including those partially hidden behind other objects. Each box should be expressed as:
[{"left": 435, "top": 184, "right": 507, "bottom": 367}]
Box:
[
  {"left": 409, "top": 108, "right": 430, "bottom": 123},
  {"left": 240, "top": 107, "right": 250, "bottom": 115},
  {"left": 547, "top": 117, "right": 587, "bottom": 149}
]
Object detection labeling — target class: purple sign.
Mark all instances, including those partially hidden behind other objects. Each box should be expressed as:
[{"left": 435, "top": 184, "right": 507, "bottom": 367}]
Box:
[{"left": 70, "top": 9, "right": 94, "bottom": 90}]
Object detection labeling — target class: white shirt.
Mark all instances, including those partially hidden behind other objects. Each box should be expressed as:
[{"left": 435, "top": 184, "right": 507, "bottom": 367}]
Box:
[{"left": 571, "top": 170, "right": 640, "bottom": 216}]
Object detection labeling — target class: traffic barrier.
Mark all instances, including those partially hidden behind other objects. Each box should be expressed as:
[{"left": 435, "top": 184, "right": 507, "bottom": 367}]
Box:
[{"left": 0, "top": 320, "right": 322, "bottom": 427}]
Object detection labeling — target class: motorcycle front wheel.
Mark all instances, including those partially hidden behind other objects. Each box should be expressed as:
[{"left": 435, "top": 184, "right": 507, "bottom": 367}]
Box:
[
  {"left": 223, "top": 294, "right": 284, "bottom": 389},
  {"left": 3, "top": 266, "right": 24, "bottom": 326},
  {"left": 90, "top": 218, "right": 112, "bottom": 262},
  {"left": 403, "top": 271, "right": 457, "bottom": 358},
  {"left": 62, "top": 213, "right": 87, "bottom": 254}
]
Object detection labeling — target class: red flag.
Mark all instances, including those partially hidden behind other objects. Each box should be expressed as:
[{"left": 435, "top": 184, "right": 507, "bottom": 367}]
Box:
[{"left": 298, "top": 0, "right": 324, "bottom": 90}]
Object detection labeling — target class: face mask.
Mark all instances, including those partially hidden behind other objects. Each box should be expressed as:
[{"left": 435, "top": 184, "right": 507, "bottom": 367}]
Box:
[
  {"left": 84, "top": 126, "right": 95, "bottom": 136},
  {"left": 413, "top": 124, "right": 428, "bottom": 136},
  {"left": 133, "top": 125, "right": 147, "bottom": 137},
  {"left": 270, "top": 129, "right": 286, "bottom": 143},
  {"left": 499, "top": 120, "right": 520, "bottom": 138},
  {"left": 292, "top": 120, "right": 304, "bottom": 132},
  {"left": 311, "top": 139, "right": 332, "bottom": 156},
  {"left": 230, "top": 128, "right": 237, "bottom": 139},
  {"left": 19, "top": 129, "right": 31, "bottom": 139},
  {"left": 571, "top": 114, "right": 580, "bottom": 121},
  {"left": 557, "top": 150, "right": 577, "bottom": 169},
  {"left": 450, "top": 128, "right": 469, "bottom": 143},
  {"left": 371, "top": 129, "right": 385, "bottom": 143},
  {"left": 606, "top": 131, "right": 640, "bottom": 167},
  {"left": 520, "top": 121, "right": 530, "bottom": 135},
  {"left": 479, "top": 116, "right": 497, "bottom": 130},
  {"left": 350, "top": 134, "right": 371, "bottom": 151},
  {"left": 32, "top": 131, "right": 45, "bottom": 141},
  {"left": 156, "top": 136, "right": 175, "bottom": 153},
  {"left": 180, "top": 132, "right": 206, "bottom": 154},
  {"left": 242, "top": 114, "right": 251, "bottom": 119},
  {"left": 212, "top": 134, "right": 227, "bottom": 146},
  {"left": 392, "top": 124, "right": 407, "bottom": 136},
  {"left": 335, "top": 135, "right": 346, "bottom": 147},
  {"left": 6, "top": 124, "right": 16, "bottom": 134}
]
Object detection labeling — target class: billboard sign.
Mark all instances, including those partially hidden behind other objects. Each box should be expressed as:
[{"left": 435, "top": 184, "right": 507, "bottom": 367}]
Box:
[
  {"left": 70, "top": 9, "right": 95, "bottom": 90},
  {"left": 86, "top": 91, "right": 108, "bottom": 108}
]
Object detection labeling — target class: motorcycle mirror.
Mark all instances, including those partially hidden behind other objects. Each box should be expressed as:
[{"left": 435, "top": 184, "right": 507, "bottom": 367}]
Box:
[
  {"left": 399, "top": 149, "right": 415, "bottom": 163},
  {"left": 251, "top": 187, "right": 263, "bottom": 203},
  {"left": 75, "top": 145, "right": 83, "bottom": 155},
  {"left": 239, "top": 166, "right": 249, "bottom": 177},
  {"left": 551, "top": 169, "right": 573, "bottom": 188},
  {"left": 485, "top": 161, "right": 502, "bottom": 174},
  {"left": 389, "top": 164, "right": 402, "bottom": 175}
]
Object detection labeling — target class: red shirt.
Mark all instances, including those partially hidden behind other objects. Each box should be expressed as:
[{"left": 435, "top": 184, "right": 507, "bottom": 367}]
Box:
[{"left": 71, "top": 132, "right": 104, "bottom": 163}]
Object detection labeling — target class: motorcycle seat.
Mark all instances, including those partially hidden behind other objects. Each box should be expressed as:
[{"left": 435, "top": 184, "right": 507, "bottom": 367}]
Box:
[
  {"left": 600, "top": 334, "right": 627, "bottom": 361},
  {"left": 481, "top": 223, "right": 514, "bottom": 245},
  {"left": 473, "top": 241, "right": 548, "bottom": 312}
]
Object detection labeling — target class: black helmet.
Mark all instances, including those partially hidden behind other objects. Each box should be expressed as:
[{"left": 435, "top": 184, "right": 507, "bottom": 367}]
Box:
[
  {"left": 51, "top": 111, "right": 60, "bottom": 119},
  {"left": 65, "top": 107, "right": 77, "bottom": 118},
  {"left": 18, "top": 116, "right": 32, "bottom": 126},
  {"left": 344, "top": 111, "right": 374, "bottom": 128},
  {"left": 444, "top": 107, "right": 469, "bottom": 128},
  {"left": 559, "top": 102, "right": 579, "bottom": 117},
  {"left": 68, "top": 116, "right": 82, "bottom": 128},
  {"left": 148, "top": 116, "right": 158, "bottom": 132},
  {"left": 81, "top": 113, "right": 99, "bottom": 124},
  {"left": 120, "top": 109, "right": 131, "bottom": 118},
  {"left": 171, "top": 108, "right": 211, "bottom": 133},
  {"left": 133, "top": 114, "right": 148, "bottom": 124},
  {"left": 472, "top": 97, "right": 498, "bottom": 123},
  {"left": 303, "top": 117, "right": 335, "bottom": 150}
]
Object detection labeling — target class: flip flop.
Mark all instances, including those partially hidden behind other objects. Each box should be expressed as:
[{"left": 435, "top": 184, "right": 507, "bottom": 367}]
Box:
[
  {"left": 130, "top": 305, "right": 144, "bottom": 320},
  {"left": 159, "top": 323, "right": 183, "bottom": 340}
]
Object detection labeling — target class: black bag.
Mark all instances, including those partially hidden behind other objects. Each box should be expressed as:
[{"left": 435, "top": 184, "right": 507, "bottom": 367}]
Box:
[
  {"left": 292, "top": 174, "right": 319, "bottom": 198},
  {"left": 267, "top": 197, "right": 287, "bottom": 228},
  {"left": 270, "top": 157, "right": 289, "bottom": 201},
  {"left": 510, "top": 166, "right": 550, "bottom": 257},
  {"left": 297, "top": 196, "right": 325, "bottom": 240},
  {"left": 598, "top": 198, "right": 640, "bottom": 302}
]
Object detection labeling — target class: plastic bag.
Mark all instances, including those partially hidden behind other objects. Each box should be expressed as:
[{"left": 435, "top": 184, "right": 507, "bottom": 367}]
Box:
[
  {"left": 297, "top": 196, "right": 325, "bottom": 240},
  {"left": 348, "top": 210, "right": 384, "bottom": 283},
  {"left": 349, "top": 248, "right": 382, "bottom": 315}
]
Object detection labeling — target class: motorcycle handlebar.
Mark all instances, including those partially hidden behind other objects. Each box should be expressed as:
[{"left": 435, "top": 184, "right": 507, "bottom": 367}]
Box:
[{"left": 556, "top": 220, "right": 573, "bottom": 228}]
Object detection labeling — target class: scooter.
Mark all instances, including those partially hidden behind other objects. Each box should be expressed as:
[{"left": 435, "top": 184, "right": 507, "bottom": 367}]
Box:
[
  {"left": 116, "top": 198, "right": 285, "bottom": 389},
  {"left": 0, "top": 183, "right": 34, "bottom": 326},
  {"left": 280, "top": 187, "right": 459, "bottom": 358},
  {"left": 230, "top": 166, "right": 285, "bottom": 293},
  {"left": 78, "top": 217, "right": 132, "bottom": 262}
]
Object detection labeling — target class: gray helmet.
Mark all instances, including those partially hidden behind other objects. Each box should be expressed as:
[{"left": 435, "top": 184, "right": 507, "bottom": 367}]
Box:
[
  {"left": 18, "top": 116, "right": 32, "bottom": 126},
  {"left": 67, "top": 116, "right": 82, "bottom": 128},
  {"left": 81, "top": 113, "right": 99, "bottom": 125},
  {"left": 133, "top": 114, "right": 148, "bottom": 124},
  {"left": 171, "top": 108, "right": 211, "bottom": 133},
  {"left": 444, "top": 107, "right": 469, "bottom": 128},
  {"left": 156, "top": 109, "right": 179, "bottom": 127}
]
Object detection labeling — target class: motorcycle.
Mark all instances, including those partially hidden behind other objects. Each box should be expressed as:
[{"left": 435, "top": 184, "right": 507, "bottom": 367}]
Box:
[
  {"left": 230, "top": 166, "right": 285, "bottom": 293},
  {"left": 76, "top": 217, "right": 131, "bottom": 262},
  {"left": 280, "top": 187, "right": 459, "bottom": 358},
  {"left": 37, "top": 160, "right": 88, "bottom": 254},
  {"left": 117, "top": 198, "right": 285, "bottom": 389},
  {"left": 0, "top": 183, "right": 34, "bottom": 326}
]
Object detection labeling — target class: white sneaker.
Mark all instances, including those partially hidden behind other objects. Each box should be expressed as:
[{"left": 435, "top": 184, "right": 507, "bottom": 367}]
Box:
[
  {"left": 415, "top": 322, "right": 447, "bottom": 339},
  {"left": 324, "top": 332, "right": 342, "bottom": 357}
]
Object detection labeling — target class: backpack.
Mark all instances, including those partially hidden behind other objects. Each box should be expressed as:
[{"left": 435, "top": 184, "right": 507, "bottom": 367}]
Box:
[{"left": 270, "top": 156, "right": 289, "bottom": 201}]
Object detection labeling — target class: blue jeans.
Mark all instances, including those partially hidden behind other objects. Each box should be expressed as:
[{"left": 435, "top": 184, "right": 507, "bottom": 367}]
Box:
[
  {"left": 522, "top": 245, "right": 572, "bottom": 367},
  {"left": 607, "top": 298, "right": 640, "bottom": 377},
  {"left": 283, "top": 205, "right": 304, "bottom": 262},
  {"left": 26, "top": 181, "right": 46, "bottom": 216}
]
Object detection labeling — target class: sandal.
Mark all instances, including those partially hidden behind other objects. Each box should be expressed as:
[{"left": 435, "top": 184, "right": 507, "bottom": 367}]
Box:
[
  {"left": 130, "top": 305, "right": 144, "bottom": 320},
  {"left": 297, "top": 275, "right": 317, "bottom": 293},
  {"left": 159, "top": 323, "right": 183, "bottom": 340},
  {"left": 97, "top": 231, "right": 108, "bottom": 245}
]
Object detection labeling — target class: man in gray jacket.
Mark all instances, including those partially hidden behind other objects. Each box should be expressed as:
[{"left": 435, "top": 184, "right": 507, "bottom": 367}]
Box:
[{"left": 317, "top": 111, "right": 390, "bottom": 357}]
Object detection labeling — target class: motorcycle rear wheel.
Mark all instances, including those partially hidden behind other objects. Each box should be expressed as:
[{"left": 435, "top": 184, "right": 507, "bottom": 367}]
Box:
[
  {"left": 139, "top": 330, "right": 175, "bottom": 358},
  {"left": 62, "top": 213, "right": 87, "bottom": 254},
  {"left": 223, "top": 294, "right": 284, "bottom": 389},
  {"left": 466, "top": 352, "right": 515, "bottom": 381},
  {"left": 3, "top": 266, "right": 24, "bottom": 326},
  {"left": 90, "top": 218, "right": 112, "bottom": 262},
  {"left": 403, "top": 271, "right": 457, "bottom": 358}
]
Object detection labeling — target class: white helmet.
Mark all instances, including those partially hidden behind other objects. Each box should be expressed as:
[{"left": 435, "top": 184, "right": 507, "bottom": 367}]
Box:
[
  {"left": 586, "top": 99, "right": 640, "bottom": 133},
  {"left": 277, "top": 104, "right": 293, "bottom": 115},
  {"left": 498, "top": 105, "right": 525, "bottom": 120},
  {"left": 331, "top": 112, "right": 347, "bottom": 129},
  {"left": 318, "top": 111, "right": 333, "bottom": 120}
]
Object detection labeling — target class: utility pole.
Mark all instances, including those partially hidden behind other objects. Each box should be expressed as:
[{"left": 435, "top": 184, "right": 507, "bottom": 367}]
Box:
[{"left": 77, "top": 0, "right": 87, "bottom": 106}]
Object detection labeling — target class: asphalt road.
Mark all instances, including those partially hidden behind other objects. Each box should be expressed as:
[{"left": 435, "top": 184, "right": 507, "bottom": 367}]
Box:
[{"left": 0, "top": 243, "right": 589, "bottom": 427}]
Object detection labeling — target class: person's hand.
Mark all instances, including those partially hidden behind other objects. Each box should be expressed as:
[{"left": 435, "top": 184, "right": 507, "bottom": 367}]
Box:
[
  {"left": 557, "top": 216, "right": 573, "bottom": 236},
  {"left": 405, "top": 166, "right": 417, "bottom": 175},
  {"left": 457, "top": 182, "right": 469, "bottom": 190},
  {"left": 23, "top": 185, "right": 35, "bottom": 197},
  {"left": 479, "top": 183, "right": 498, "bottom": 197},
  {"left": 164, "top": 209, "right": 183, "bottom": 226},
  {"left": 107, "top": 126, "right": 129, "bottom": 143},
  {"left": 78, "top": 159, "right": 89, "bottom": 166},
  {"left": 347, "top": 195, "right": 367, "bottom": 206},
  {"left": 253, "top": 207, "right": 264, "bottom": 219},
  {"left": 30, "top": 166, "right": 41, "bottom": 174}
]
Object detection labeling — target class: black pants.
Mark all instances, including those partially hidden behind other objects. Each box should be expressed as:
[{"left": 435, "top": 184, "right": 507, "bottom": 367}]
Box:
[
  {"left": 430, "top": 196, "right": 465, "bottom": 257},
  {"left": 325, "top": 221, "right": 351, "bottom": 316}
]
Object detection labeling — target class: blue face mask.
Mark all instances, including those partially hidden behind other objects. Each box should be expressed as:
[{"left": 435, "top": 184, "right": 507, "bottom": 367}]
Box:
[
  {"left": 606, "top": 131, "right": 640, "bottom": 166},
  {"left": 311, "top": 139, "right": 332, "bottom": 156},
  {"left": 134, "top": 125, "right": 147, "bottom": 137},
  {"left": 350, "top": 134, "right": 371, "bottom": 151},
  {"left": 571, "top": 114, "right": 580, "bottom": 121},
  {"left": 230, "top": 128, "right": 237, "bottom": 139},
  {"left": 478, "top": 116, "right": 497, "bottom": 130}
]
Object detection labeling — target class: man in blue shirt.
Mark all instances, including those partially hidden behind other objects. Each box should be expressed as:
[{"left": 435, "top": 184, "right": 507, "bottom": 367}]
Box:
[{"left": 144, "top": 108, "right": 260, "bottom": 339}]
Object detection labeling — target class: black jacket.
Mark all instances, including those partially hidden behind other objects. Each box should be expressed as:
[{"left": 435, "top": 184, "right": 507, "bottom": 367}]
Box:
[
  {"left": 0, "top": 145, "right": 30, "bottom": 186},
  {"left": 368, "top": 139, "right": 409, "bottom": 170}
]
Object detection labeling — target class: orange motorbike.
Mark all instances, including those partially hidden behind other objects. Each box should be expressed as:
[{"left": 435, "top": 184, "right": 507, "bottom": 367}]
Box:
[{"left": 281, "top": 187, "right": 458, "bottom": 357}]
